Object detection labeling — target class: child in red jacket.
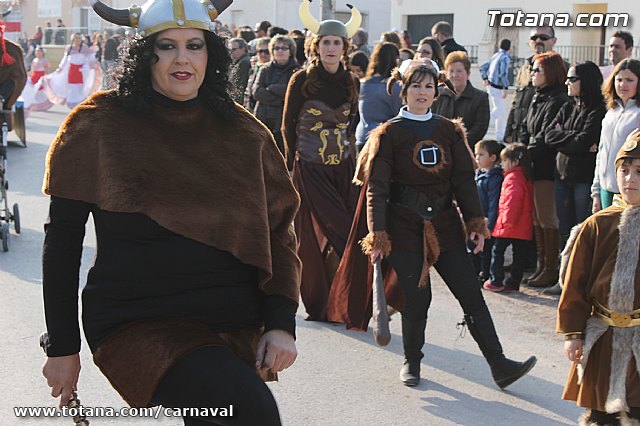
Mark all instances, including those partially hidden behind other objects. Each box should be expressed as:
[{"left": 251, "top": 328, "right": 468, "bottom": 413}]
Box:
[{"left": 484, "top": 143, "right": 534, "bottom": 292}]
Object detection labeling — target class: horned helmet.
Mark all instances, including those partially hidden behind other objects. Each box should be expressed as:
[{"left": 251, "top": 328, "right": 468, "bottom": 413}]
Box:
[
  {"left": 298, "top": 0, "right": 361, "bottom": 39},
  {"left": 88, "top": 0, "right": 232, "bottom": 38}
]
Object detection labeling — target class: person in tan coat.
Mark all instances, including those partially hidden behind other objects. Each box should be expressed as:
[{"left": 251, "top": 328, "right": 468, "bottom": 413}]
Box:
[{"left": 558, "top": 129, "right": 640, "bottom": 425}]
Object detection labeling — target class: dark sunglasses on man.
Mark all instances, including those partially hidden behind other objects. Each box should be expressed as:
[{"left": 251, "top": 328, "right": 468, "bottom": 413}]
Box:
[{"left": 530, "top": 33, "right": 552, "bottom": 41}]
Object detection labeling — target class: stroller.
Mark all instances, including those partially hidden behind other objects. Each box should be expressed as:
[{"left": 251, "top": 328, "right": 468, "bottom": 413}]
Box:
[{"left": 0, "top": 95, "right": 21, "bottom": 252}]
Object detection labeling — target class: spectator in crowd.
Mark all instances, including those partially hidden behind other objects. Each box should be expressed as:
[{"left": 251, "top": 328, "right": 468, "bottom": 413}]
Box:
[
  {"left": 252, "top": 35, "right": 299, "bottom": 155},
  {"left": 245, "top": 36, "right": 271, "bottom": 110},
  {"left": 431, "top": 21, "right": 466, "bottom": 57},
  {"left": 399, "top": 48, "right": 414, "bottom": 62},
  {"left": 480, "top": 38, "right": 511, "bottom": 141},
  {"left": 288, "top": 29, "right": 307, "bottom": 66},
  {"left": 415, "top": 36, "right": 445, "bottom": 69},
  {"left": 542, "top": 61, "right": 606, "bottom": 295},
  {"left": 54, "top": 19, "right": 67, "bottom": 45},
  {"left": 44, "top": 21, "right": 53, "bottom": 45},
  {"left": 484, "top": 143, "right": 534, "bottom": 292},
  {"left": 600, "top": 31, "right": 634, "bottom": 81},
  {"left": 91, "top": 32, "right": 103, "bottom": 65},
  {"left": 525, "top": 52, "right": 569, "bottom": 288},
  {"left": 32, "top": 25, "right": 43, "bottom": 46},
  {"left": 282, "top": 1, "right": 361, "bottom": 321},
  {"left": 255, "top": 20, "right": 271, "bottom": 38},
  {"left": 558, "top": 130, "right": 640, "bottom": 426},
  {"left": 401, "top": 30, "right": 412, "bottom": 49},
  {"left": 268, "top": 26, "right": 288, "bottom": 38},
  {"left": 471, "top": 139, "right": 503, "bottom": 286},
  {"left": 236, "top": 26, "right": 255, "bottom": 45},
  {"left": 330, "top": 60, "right": 536, "bottom": 389},
  {"left": 380, "top": 31, "right": 402, "bottom": 50},
  {"left": 592, "top": 59, "right": 640, "bottom": 212},
  {"left": 432, "top": 51, "right": 489, "bottom": 148},
  {"left": 348, "top": 50, "right": 368, "bottom": 79},
  {"left": 101, "top": 29, "right": 120, "bottom": 90},
  {"left": 228, "top": 37, "right": 251, "bottom": 104},
  {"left": 351, "top": 28, "right": 370, "bottom": 58},
  {"left": 355, "top": 42, "right": 401, "bottom": 152}
]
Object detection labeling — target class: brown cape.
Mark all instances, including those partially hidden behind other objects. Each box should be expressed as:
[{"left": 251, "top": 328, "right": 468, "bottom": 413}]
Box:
[{"left": 43, "top": 91, "right": 302, "bottom": 406}]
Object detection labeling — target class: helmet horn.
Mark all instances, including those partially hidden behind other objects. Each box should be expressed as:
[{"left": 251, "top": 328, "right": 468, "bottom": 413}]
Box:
[
  {"left": 88, "top": 0, "right": 131, "bottom": 27},
  {"left": 2, "top": 7, "right": 12, "bottom": 18},
  {"left": 299, "top": 0, "right": 320, "bottom": 34},
  {"left": 211, "top": 0, "right": 233, "bottom": 16},
  {"left": 344, "top": 4, "right": 362, "bottom": 38}
]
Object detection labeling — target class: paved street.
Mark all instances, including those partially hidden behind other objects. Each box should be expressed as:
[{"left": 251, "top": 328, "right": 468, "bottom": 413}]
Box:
[{"left": 0, "top": 103, "right": 582, "bottom": 425}]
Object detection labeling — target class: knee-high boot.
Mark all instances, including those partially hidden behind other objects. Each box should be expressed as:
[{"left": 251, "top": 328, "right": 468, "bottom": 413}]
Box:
[
  {"left": 463, "top": 308, "right": 537, "bottom": 389},
  {"left": 400, "top": 316, "right": 426, "bottom": 386},
  {"left": 523, "top": 225, "right": 544, "bottom": 284},
  {"left": 528, "top": 228, "right": 559, "bottom": 288}
]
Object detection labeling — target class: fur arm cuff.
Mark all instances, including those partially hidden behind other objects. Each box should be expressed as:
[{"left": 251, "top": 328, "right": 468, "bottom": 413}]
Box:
[
  {"left": 359, "top": 231, "right": 392, "bottom": 256},
  {"left": 466, "top": 217, "right": 491, "bottom": 239}
]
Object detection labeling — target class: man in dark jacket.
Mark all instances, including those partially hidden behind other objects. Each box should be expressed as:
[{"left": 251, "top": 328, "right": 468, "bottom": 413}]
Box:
[
  {"left": 431, "top": 21, "right": 466, "bottom": 57},
  {"left": 229, "top": 37, "right": 251, "bottom": 105}
]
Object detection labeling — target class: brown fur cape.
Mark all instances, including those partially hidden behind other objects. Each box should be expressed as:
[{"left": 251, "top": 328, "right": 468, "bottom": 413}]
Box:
[{"left": 43, "top": 91, "right": 302, "bottom": 406}]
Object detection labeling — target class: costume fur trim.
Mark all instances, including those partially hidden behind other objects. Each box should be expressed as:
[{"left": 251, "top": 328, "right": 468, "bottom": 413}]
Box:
[
  {"left": 451, "top": 118, "right": 478, "bottom": 170},
  {"left": 559, "top": 223, "right": 582, "bottom": 288},
  {"left": 354, "top": 122, "right": 389, "bottom": 186},
  {"left": 465, "top": 217, "right": 491, "bottom": 239},
  {"left": 359, "top": 231, "right": 392, "bottom": 256},
  {"left": 418, "top": 221, "right": 439, "bottom": 287},
  {"left": 621, "top": 412, "right": 640, "bottom": 426}
]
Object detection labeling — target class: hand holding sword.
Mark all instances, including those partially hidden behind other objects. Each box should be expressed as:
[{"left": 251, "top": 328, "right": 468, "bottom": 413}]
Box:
[{"left": 370, "top": 250, "right": 391, "bottom": 346}]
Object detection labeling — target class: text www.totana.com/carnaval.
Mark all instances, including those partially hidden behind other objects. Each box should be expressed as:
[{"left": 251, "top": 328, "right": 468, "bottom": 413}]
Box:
[{"left": 14, "top": 404, "right": 234, "bottom": 419}]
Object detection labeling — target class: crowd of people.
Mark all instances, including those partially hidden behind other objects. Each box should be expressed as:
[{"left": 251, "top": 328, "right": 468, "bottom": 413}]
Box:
[{"left": 8, "top": 0, "right": 638, "bottom": 424}]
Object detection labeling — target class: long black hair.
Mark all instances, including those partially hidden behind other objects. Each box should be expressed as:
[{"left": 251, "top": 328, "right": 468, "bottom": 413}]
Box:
[
  {"left": 573, "top": 61, "right": 604, "bottom": 109},
  {"left": 112, "top": 30, "right": 236, "bottom": 120}
]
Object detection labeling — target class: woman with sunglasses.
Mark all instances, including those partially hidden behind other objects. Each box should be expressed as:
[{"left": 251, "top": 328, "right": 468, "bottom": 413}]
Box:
[
  {"left": 542, "top": 62, "right": 606, "bottom": 295},
  {"left": 414, "top": 36, "right": 444, "bottom": 70},
  {"left": 524, "top": 51, "right": 569, "bottom": 288},
  {"left": 252, "top": 35, "right": 299, "bottom": 155}
]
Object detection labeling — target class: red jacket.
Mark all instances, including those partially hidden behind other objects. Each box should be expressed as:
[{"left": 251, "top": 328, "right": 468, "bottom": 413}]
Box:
[{"left": 492, "top": 166, "right": 533, "bottom": 240}]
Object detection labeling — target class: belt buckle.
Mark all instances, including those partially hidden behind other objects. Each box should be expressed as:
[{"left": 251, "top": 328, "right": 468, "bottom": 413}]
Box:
[{"left": 611, "top": 312, "right": 632, "bottom": 327}]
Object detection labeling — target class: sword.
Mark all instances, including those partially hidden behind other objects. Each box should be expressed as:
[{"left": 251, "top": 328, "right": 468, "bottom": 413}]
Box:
[
  {"left": 372, "top": 259, "right": 391, "bottom": 346},
  {"left": 39, "top": 332, "right": 90, "bottom": 425}
]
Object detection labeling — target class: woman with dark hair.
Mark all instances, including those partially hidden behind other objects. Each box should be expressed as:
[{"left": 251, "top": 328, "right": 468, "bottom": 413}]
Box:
[
  {"left": 415, "top": 36, "right": 444, "bottom": 70},
  {"left": 542, "top": 61, "right": 606, "bottom": 294},
  {"left": 380, "top": 31, "right": 402, "bottom": 50},
  {"left": 252, "top": 34, "right": 299, "bottom": 155},
  {"left": 329, "top": 59, "right": 536, "bottom": 388},
  {"left": 348, "top": 50, "right": 368, "bottom": 79},
  {"left": 592, "top": 58, "right": 640, "bottom": 212},
  {"left": 42, "top": 32, "right": 102, "bottom": 109},
  {"left": 282, "top": 0, "right": 361, "bottom": 321},
  {"left": 40, "top": 1, "right": 301, "bottom": 424},
  {"left": 355, "top": 42, "right": 402, "bottom": 151}
]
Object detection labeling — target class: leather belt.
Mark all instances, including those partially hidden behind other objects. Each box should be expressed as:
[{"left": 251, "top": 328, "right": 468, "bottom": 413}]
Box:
[
  {"left": 389, "top": 183, "right": 453, "bottom": 221},
  {"left": 593, "top": 302, "right": 640, "bottom": 328},
  {"left": 489, "top": 81, "right": 508, "bottom": 90}
]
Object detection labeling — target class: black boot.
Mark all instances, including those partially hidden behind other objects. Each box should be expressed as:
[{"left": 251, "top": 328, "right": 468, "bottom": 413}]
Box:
[
  {"left": 400, "top": 316, "right": 426, "bottom": 386},
  {"left": 463, "top": 309, "right": 537, "bottom": 389}
]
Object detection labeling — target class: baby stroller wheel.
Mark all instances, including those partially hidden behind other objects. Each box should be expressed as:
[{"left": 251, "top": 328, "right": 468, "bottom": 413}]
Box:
[
  {"left": 1, "top": 222, "right": 8, "bottom": 252},
  {"left": 12, "top": 203, "right": 19, "bottom": 234}
]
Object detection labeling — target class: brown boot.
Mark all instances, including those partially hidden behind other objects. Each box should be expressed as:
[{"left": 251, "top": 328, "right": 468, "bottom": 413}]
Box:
[
  {"left": 522, "top": 225, "right": 544, "bottom": 284},
  {"left": 528, "top": 228, "right": 559, "bottom": 287}
]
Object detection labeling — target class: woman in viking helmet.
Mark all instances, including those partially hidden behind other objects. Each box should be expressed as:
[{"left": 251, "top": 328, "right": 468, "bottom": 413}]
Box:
[
  {"left": 282, "top": 0, "right": 361, "bottom": 321},
  {"left": 40, "top": 1, "right": 301, "bottom": 423}
]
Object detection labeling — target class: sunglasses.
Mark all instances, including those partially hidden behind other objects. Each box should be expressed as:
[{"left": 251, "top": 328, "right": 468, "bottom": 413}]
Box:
[
  {"left": 566, "top": 76, "right": 580, "bottom": 83},
  {"left": 229, "top": 47, "right": 241, "bottom": 52},
  {"left": 257, "top": 49, "right": 270, "bottom": 55},
  {"left": 273, "top": 45, "right": 290, "bottom": 51},
  {"left": 530, "top": 34, "right": 552, "bottom": 41},
  {"left": 531, "top": 67, "right": 544, "bottom": 74}
]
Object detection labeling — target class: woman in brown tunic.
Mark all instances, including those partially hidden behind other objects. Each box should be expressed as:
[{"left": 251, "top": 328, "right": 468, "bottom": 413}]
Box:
[
  {"left": 558, "top": 130, "right": 640, "bottom": 425},
  {"left": 281, "top": 1, "right": 361, "bottom": 321}
]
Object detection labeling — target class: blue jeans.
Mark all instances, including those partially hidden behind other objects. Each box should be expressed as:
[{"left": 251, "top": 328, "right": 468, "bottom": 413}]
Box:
[
  {"left": 555, "top": 180, "right": 591, "bottom": 249},
  {"left": 490, "top": 237, "right": 528, "bottom": 287}
]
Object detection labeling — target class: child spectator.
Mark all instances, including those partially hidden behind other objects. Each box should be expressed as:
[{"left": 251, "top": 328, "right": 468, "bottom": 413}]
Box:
[
  {"left": 471, "top": 139, "right": 503, "bottom": 284},
  {"left": 484, "top": 143, "right": 534, "bottom": 292},
  {"left": 558, "top": 130, "right": 640, "bottom": 424}
]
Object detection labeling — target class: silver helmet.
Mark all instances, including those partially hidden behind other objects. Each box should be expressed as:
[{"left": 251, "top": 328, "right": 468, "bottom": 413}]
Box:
[{"left": 88, "top": 0, "right": 232, "bottom": 37}]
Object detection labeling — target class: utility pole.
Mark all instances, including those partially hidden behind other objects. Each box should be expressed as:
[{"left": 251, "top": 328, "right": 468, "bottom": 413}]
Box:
[{"left": 320, "top": 0, "right": 334, "bottom": 20}]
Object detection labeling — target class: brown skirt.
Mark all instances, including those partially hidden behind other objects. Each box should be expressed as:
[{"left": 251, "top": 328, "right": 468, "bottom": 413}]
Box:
[{"left": 93, "top": 319, "right": 276, "bottom": 407}]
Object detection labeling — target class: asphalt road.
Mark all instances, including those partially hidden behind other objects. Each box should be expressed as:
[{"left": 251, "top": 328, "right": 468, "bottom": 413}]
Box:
[{"left": 0, "top": 102, "right": 582, "bottom": 425}]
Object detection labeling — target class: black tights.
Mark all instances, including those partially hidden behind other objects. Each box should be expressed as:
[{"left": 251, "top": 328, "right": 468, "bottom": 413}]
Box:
[{"left": 151, "top": 346, "right": 281, "bottom": 426}]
